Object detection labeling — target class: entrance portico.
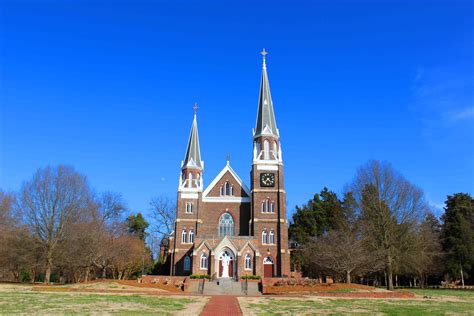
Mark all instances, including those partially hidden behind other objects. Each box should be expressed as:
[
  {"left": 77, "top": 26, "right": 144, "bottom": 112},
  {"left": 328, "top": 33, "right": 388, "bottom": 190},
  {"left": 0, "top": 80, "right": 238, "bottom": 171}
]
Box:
[{"left": 218, "top": 249, "right": 235, "bottom": 278}]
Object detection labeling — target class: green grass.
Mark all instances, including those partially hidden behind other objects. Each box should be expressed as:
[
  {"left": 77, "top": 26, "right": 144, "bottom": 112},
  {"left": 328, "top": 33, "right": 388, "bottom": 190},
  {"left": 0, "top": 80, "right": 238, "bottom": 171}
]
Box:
[
  {"left": 404, "top": 288, "right": 474, "bottom": 298},
  {"left": 245, "top": 294, "right": 474, "bottom": 315},
  {"left": 0, "top": 290, "right": 196, "bottom": 315}
]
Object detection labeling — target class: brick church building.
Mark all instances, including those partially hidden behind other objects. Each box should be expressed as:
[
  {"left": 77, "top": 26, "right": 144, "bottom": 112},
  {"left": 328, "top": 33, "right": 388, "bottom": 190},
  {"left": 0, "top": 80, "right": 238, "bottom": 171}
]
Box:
[{"left": 168, "top": 50, "right": 290, "bottom": 279}]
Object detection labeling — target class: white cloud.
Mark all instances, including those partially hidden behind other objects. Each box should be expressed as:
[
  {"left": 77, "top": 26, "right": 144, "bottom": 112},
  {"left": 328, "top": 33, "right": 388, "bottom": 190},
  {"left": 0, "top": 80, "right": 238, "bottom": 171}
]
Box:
[{"left": 446, "top": 107, "right": 474, "bottom": 122}]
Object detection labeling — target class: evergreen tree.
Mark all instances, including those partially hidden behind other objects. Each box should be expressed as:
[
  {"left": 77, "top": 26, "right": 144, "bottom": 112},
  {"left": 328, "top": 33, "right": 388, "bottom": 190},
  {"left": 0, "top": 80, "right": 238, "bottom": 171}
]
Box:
[
  {"left": 289, "top": 187, "right": 343, "bottom": 244},
  {"left": 126, "top": 213, "right": 149, "bottom": 241},
  {"left": 441, "top": 193, "right": 474, "bottom": 285}
]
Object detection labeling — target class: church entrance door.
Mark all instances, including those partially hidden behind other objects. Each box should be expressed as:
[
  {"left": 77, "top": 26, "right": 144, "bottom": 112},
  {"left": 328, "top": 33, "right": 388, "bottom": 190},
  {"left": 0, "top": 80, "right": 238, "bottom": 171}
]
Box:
[
  {"left": 218, "top": 250, "right": 234, "bottom": 278},
  {"left": 263, "top": 256, "right": 274, "bottom": 278}
]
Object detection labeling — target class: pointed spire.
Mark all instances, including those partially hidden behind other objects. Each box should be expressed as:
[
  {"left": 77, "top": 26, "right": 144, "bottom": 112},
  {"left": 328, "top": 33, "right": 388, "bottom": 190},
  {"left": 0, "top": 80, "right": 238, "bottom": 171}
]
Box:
[
  {"left": 182, "top": 104, "right": 203, "bottom": 170},
  {"left": 254, "top": 48, "right": 279, "bottom": 138}
]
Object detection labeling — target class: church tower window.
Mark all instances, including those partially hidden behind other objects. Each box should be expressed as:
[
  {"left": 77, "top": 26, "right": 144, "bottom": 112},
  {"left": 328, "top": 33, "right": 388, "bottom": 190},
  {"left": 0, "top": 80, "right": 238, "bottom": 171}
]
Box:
[
  {"left": 264, "top": 140, "right": 270, "bottom": 160},
  {"left": 219, "top": 213, "right": 234, "bottom": 236},
  {"left": 188, "top": 172, "right": 193, "bottom": 188},
  {"left": 185, "top": 202, "right": 193, "bottom": 214},
  {"left": 269, "top": 230, "right": 275, "bottom": 244},
  {"left": 189, "top": 230, "right": 194, "bottom": 243},
  {"left": 261, "top": 199, "right": 275, "bottom": 213},
  {"left": 181, "top": 229, "right": 187, "bottom": 243},
  {"left": 262, "top": 229, "right": 268, "bottom": 244}
]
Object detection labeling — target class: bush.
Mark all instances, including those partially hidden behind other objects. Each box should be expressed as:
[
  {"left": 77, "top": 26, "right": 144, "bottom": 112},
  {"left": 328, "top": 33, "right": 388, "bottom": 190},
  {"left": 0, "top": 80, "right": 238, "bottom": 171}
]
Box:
[
  {"left": 190, "top": 274, "right": 210, "bottom": 279},
  {"left": 241, "top": 275, "right": 261, "bottom": 280}
]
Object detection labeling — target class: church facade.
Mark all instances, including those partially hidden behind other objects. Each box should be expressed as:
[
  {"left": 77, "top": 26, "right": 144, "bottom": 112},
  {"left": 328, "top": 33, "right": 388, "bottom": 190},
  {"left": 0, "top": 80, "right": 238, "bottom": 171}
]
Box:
[{"left": 168, "top": 51, "right": 290, "bottom": 279}]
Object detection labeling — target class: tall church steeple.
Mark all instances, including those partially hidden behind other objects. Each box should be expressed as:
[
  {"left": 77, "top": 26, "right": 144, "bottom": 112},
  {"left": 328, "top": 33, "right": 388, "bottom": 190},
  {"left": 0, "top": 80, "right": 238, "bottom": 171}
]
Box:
[
  {"left": 179, "top": 104, "right": 203, "bottom": 190},
  {"left": 253, "top": 49, "right": 282, "bottom": 163},
  {"left": 254, "top": 48, "right": 279, "bottom": 139}
]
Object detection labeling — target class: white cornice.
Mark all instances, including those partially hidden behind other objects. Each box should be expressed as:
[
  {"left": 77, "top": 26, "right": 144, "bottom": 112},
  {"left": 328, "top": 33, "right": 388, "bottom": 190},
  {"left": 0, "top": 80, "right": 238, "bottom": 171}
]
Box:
[{"left": 202, "top": 197, "right": 251, "bottom": 203}]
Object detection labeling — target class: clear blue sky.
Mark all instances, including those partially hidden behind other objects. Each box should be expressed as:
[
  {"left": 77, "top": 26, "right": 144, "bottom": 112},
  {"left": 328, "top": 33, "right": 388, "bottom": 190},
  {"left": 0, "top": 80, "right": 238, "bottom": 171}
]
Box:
[{"left": 1, "top": 0, "right": 472, "bottom": 219}]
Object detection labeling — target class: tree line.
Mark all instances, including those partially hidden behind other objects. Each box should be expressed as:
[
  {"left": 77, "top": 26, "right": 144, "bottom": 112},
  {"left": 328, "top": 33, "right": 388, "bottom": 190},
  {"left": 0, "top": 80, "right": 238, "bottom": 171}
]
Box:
[
  {"left": 0, "top": 165, "right": 173, "bottom": 283},
  {"left": 289, "top": 160, "right": 474, "bottom": 289},
  {"left": 1, "top": 161, "right": 472, "bottom": 287}
]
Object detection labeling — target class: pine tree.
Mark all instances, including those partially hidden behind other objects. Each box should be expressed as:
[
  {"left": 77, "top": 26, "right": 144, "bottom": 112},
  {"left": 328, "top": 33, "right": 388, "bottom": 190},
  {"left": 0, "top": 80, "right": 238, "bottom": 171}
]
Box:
[{"left": 441, "top": 193, "right": 474, "bottom": 286}]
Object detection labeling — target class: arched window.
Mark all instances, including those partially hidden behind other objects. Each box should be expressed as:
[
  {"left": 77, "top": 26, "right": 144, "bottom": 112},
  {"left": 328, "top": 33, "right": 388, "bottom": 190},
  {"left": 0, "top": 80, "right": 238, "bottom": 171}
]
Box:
[
  {"left": 219, "top": 213, "right": 234, "bottom": 236},
  {"left": 273, "top": 141, "right": 278, "bottom": 159},
  {"left": 263, "top": 256, "right": 274, "bottom": 264},
  {"left": 269, "top": 230, "right": 275, "bottom": 244},
  {"left": 188, "top": 172, "right": 193, "bottom": 188},
  {"left": 185, "top": 202, "right": 193, "bottom": 214},
  {"left": 184, "top": 256, "right": 191, "bottom": 271},
  {"left": 264, "top": 140, "right": 270, "bottom": 160},
  {"left": 261, "top": 199, "right": 275, "bottom": 213},
  {"left": 181, "top": 229, "right": 187, "bottom": 243},
  {"left": 244, "top": 254, "right": 252, "bottom": 270},
  {"left": 262, "top": 230, "right": 268, "bottom": 244},
  {"left": 221, "top": 182, "right": 234, "bottom": 196},
  {"left": 200, "top": 253, "right": 208, "bottom": 270},
  {"left": 189, "top": 230, "right": 194, "bottom": 243}
]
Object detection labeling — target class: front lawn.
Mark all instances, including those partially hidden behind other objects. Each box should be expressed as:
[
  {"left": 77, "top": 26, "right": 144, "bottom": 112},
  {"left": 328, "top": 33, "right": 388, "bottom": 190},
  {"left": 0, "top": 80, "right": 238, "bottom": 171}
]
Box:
[
  {"left": 239, "top": 291, "right": 474, "bottom": 315},
  {"left": 0, "top": 284, "right": 206, "bottom": 315}
]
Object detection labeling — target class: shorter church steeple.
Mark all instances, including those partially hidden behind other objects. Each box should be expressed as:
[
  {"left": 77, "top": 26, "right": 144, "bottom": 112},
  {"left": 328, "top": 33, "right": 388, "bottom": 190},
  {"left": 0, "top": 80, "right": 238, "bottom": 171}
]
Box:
[
  {"left": 254, "top": 48, "right": 279, "bottom": 139},
  {"left": 179, "top": 104, "right": 204, "bottom": 190}
]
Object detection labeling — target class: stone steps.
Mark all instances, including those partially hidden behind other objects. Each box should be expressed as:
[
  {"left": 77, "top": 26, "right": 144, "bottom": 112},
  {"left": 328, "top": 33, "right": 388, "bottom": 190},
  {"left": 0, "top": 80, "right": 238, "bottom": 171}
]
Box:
[{"left": 189, "top": 278, "right": 261, "bottom": 295}]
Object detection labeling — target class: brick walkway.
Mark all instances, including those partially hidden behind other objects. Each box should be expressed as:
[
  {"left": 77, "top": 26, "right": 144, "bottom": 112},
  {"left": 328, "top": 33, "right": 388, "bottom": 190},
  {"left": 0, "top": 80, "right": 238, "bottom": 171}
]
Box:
[{"left": 200, "top": 296, "right": 242, "bottom": 316}]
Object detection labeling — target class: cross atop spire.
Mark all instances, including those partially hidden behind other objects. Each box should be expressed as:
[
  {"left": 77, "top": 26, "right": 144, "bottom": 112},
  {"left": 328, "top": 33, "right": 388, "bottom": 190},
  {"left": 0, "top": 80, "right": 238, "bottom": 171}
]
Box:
[
  {"left": 193, "top": 102, "right": 199, "bottom": 114},
  {"left": 260, "top": 48, "right": 268, "bottom": 68}
]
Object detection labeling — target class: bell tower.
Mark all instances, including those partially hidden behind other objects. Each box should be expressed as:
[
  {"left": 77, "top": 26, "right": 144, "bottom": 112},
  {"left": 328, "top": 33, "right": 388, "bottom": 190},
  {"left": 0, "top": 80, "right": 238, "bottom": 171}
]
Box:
[
  {"left": 250, "top": 49, "right": 289, "bottom": 277},
  {"left": 171, "top": 104, "right": 203, "bottom": 275}
]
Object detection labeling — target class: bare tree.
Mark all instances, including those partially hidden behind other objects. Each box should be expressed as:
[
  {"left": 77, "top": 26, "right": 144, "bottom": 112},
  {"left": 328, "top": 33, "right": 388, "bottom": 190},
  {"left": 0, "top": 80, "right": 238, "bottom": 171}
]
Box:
[
  {"left": 303, "top": 223, "right": 378, "bottom": 283},
  {"left": 19, "top": 165, "right": 89, "bottom": 283},
  {"left": 350, "top": 160, "right": 427, "bottom": 290},
  {"left": 149, "top": 196, "right": 176, "bottom": 237}
]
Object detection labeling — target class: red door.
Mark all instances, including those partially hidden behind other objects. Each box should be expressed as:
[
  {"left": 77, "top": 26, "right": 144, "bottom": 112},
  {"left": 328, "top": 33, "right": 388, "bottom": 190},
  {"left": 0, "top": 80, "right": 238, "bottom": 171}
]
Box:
[
  {"left": 219, "top": 260, "right": 223, "bottom": 277},
  {"left": 264, "top": 264, "right": 274, "bottom": 278},
  {"left": 229, "top": 261, "right": 233, "bottom": 278}
]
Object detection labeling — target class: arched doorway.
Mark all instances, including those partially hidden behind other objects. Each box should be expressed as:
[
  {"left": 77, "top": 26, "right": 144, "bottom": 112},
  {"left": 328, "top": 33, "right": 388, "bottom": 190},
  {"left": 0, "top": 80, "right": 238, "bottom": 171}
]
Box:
[
  {"left": 218, "top": 249, "right": 235, "bottom": 278},
  {"left": 263, "top": 256, "right": 274, "bottom": 278}
]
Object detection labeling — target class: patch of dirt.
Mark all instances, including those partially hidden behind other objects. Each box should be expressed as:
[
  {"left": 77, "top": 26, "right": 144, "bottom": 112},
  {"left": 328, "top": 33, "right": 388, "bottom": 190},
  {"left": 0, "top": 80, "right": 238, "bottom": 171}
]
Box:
[
  {"left": 175, "top": 296, "right": 209, "bottom": 315},
  {"left": 263, "top": 283, "right": 414, "bottom": 298},
  {"left": 30, "top": 279, "right": 183, "bottom": 294}
]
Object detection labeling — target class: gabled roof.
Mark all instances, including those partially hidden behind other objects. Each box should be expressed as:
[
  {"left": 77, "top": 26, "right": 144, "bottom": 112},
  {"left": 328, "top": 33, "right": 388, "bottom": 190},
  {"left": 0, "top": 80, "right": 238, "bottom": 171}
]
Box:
[
  {"left": 202, "top": 162, "right": 251, "bottom": 198},
  {"left": 254, "top": 50, "right": 279, "bottom": 138},
  {"left": 182, "top": 114, "right": 203, "bottom": 170},
  {"left": 193, "top": 240, "right": 213, "bottom": 255}
]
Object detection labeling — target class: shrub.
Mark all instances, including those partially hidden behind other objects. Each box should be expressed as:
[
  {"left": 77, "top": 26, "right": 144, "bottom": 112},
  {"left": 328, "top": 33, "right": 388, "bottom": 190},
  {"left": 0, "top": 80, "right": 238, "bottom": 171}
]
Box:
[
  {"left": 190, "top": 274, "right": 210, "bottom": 279},
  {"left": 241, "top": 275, "right": 261, "bottom": 280},
  {"left": 275, "top": 278, "right": 286, "bottom": 286}
]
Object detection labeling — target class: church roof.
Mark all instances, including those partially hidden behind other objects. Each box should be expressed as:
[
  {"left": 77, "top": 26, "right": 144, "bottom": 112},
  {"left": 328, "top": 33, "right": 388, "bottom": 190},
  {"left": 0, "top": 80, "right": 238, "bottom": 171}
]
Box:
[
  {"left": 182, "top": 113, "right": 203, "bottom": 170},
  {"left": 254, "top": 49, "right": 279, "bottom": 139},
  {"left": 202, "top": 161, "right": 251, "bottom": 199}
]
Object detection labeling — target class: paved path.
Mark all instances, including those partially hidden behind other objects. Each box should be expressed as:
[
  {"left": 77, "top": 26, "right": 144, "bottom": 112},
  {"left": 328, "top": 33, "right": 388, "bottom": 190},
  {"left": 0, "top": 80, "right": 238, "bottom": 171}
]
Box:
[{"left": 200, "top": 296, "right": 242, "bottom": 316}]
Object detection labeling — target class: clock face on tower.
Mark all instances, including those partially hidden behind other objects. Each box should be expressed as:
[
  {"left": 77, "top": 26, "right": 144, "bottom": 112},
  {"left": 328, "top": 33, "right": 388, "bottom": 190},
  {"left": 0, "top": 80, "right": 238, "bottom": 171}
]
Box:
[{"left": 260, "top": 173, "right": 275, "bottom": 187}]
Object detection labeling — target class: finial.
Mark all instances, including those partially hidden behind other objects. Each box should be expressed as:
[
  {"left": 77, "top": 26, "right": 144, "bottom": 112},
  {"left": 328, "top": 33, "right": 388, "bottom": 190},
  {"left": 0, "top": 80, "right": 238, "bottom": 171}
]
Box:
[
  {"left": 226, "top": 154, "right": 231, "bottom": 165},
  {"left": 260, "top": 48, "right": 268, "bottom": 68},
  {"left": 193, "top": 102, "right": 199, "bottom": 114}
]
